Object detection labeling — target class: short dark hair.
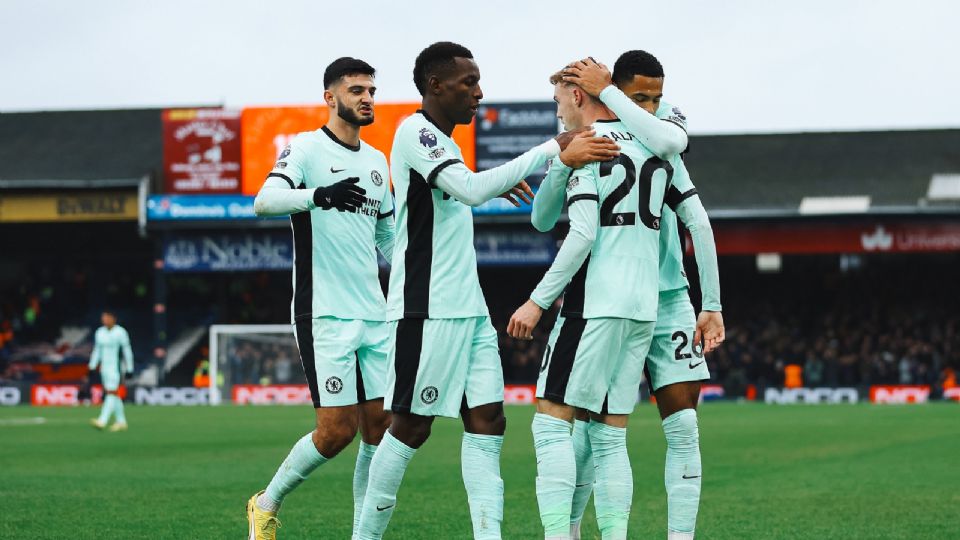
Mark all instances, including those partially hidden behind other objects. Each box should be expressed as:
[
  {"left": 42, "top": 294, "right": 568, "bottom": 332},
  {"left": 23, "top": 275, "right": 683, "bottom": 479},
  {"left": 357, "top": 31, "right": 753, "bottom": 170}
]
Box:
[
  {"left": 323, "top": 57, "right": 376, "bottom": 89},
  {"left": 612, "top": 50, "right": 664, "bottom": 86},
  {"left": 413, "top": 41, "right": 474, "bottom": 96}
]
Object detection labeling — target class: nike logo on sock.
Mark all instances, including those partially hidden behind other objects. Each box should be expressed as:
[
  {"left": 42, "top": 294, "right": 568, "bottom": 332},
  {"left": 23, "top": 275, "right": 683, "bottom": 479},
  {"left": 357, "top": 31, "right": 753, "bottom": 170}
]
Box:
[
  {"left": 376, "top": 504, "right": 394, "bottom": 512},
  {"left": 330, "top": 167, "right": 346, "bottom": 173},
  {"left": 682, "top": 474, "right": 701, "bottom": 479},
  {"left": 688, "top": 361, "right": 704, "bottom": 369}
]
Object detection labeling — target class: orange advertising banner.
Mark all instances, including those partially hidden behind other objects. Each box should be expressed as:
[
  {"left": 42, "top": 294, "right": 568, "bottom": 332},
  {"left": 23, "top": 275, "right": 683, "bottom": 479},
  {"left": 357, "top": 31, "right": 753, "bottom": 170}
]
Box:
[{"left": 241, "top": 103, "right": 476, "bottom": 195}]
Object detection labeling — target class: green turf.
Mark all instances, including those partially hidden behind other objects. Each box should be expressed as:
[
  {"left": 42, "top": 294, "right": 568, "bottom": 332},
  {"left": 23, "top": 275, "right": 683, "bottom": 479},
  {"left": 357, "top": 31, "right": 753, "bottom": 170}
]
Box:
[{"left": 1, "top": 403, "right": 958, "bottom": 539}]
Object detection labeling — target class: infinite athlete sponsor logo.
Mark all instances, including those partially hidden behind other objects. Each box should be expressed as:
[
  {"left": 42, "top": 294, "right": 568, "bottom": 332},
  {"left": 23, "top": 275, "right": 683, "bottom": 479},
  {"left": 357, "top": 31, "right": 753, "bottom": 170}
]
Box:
[
  {"left": 325, "top": 377, "right": 343, "bottom": 394},
  {"left": 420, "top": 386, "right": 439, "bottom": 404}
]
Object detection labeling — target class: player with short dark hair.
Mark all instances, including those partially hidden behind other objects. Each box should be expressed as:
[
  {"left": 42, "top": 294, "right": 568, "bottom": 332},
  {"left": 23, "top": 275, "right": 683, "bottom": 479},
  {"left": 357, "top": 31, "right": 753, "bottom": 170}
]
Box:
[
  {"left": 246, "top": 56, "right": 395, "bottom": 540},
  {"left": 88, "top": 309, "right": 133, "bottom": 432},
  {"left": 532, "top": 51, "right": 724, "bottom": 540},
  {"left": 354, "top": 41, "right": 617, "bottom": 540},
  {"left": 509, "top": 66, "right": 674, "bottom": 539}
]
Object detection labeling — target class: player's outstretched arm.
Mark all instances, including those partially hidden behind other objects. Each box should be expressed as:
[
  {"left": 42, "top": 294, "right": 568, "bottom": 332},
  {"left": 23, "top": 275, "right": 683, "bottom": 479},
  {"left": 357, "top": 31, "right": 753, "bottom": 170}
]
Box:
[
  {"left": 431, "top": 138, "right": 559, "bottom": 207},
  {"left": 88, "top": 333, "right": 100, "bottom": 371},
  {"left": 531, "top": 132, "right": 619, "bottom": 232},
  {"left": 374, "top": 208, "right": 395, "bottom": 265},
  {"left": 531, "top": 160, "right": 572, "bottom": 232},
  {"left": 509, "top": 169, "right": 599, "bottom": 339},
  {"left": 121, "top": 328, "right": 134, "bottom": 374},
  {"left": 563, "top": 59, "right": 688, "bottom": 158},
  {"left": 253, "top": 175, "right": 316, "bottom": 217},
  {"left": 673, "top": 188, "right": 724, "bottom": 352}
]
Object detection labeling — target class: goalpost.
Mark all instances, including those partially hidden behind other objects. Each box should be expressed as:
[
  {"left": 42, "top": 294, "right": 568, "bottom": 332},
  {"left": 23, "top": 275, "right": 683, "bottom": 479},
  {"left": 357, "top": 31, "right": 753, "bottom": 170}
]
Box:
[{"left": 208, "top": 324, "right": 298, "bottom": 405}]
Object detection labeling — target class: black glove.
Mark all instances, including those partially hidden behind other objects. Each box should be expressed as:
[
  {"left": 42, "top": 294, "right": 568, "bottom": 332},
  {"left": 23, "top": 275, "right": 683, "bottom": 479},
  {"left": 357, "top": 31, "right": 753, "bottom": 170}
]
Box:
[{"left": 313, "top": 178, "right": 366, "bottom": 212}]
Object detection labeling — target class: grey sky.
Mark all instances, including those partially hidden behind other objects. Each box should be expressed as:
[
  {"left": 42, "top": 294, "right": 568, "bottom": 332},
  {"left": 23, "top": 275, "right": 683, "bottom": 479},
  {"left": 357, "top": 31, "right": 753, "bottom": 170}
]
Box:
[{"left": 2, "top": 0, "right": 957, "bottom": 134}]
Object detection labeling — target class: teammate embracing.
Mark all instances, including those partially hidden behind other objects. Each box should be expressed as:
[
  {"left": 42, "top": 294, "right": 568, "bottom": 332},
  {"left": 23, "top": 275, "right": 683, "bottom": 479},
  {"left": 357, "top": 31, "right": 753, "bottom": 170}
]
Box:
[
  {"left": 535, "top": 51, "right": 725, "bottom": 540},
  {"left": 508, "top": 65, "right": 674, "bottom": 540},
  {"left": 246, "top": 57, "right": 395, "bottom": 540},
  {"left": 355, "top": 42, "right": 615, "bottom": 540}
]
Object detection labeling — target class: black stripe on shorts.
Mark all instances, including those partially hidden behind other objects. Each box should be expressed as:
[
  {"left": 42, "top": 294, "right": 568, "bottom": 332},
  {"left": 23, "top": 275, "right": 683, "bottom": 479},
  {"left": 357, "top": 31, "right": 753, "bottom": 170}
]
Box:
[
  {"left": 542, "top": 317, "right": 588, "bottom": 405},
  {"left": 390, "top": 318, "right": 425, "bottom": 413},
  {"left": 355, "top": 351, "right": 369, "bottom": 403},
  {"left": 294, "top": 318, "right": 322, "bottom": 408}
]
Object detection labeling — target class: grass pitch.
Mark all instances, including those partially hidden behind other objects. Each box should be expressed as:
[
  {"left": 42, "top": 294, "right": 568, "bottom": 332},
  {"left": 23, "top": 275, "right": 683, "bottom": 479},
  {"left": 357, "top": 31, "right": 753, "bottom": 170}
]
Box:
[{"left": 1, "top": 403, "right": 958, "bottom": 539}]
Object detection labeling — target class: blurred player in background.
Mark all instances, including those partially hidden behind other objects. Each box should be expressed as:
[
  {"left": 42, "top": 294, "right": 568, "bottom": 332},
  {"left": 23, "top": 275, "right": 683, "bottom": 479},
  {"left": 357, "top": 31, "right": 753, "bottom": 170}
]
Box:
[
  {"left": 355, "top": 41, "right": 616, "bottom": 540},
  {"left": 508, "top": 63, "right": 674, "bottom": 540},
  {"left": 88, "top": 309, "right": 133, "bottom": 432},
  {"left": 556, "top": 52, "right": 725, "bottom": 540},
  {"left": 246, "top": 57, "right": 395, "bottom": 540}
]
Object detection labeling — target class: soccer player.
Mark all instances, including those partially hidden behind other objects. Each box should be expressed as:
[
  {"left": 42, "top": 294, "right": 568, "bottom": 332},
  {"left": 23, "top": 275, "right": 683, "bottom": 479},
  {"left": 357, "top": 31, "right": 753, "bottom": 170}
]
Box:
[
  {"left": 544, "top": 52, "right": 725, "bottom": 540},
  {"left": 507, "top": 66, "right": 675, "bottom": 540},
  {"left": 246, "top": 57, "right": 396, "bottom": 540},
  {"left": 88, "top": 309, "right": 133, "bottom": 432},
  {"left": 355, "top": 42, "right": 617, "bottom": 540}
]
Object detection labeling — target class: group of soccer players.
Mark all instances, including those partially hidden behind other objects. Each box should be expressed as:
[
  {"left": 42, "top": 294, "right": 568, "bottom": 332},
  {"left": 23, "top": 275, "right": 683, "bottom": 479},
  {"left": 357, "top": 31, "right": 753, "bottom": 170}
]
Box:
[{"left": 246, "top": 41, "right": 724, "bottom": 540}]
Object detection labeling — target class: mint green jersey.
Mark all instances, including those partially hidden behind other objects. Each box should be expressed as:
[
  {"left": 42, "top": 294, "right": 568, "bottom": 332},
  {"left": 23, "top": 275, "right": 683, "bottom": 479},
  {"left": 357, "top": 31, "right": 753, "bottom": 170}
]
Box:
[
  {"left": 88, "top": 325, "right": 133, "bottom": 376},
  {"left": 387, "top": 111, "right": 558, "bottom": 320},
  {"left": 532, "top": 119, "right": 673, "bottom": 321},
  {"left": 267, "top": 126, "right": 393, "bottom": 323},
  {"left": 658, "top": 157, "right": 692, "bottom": 293}
]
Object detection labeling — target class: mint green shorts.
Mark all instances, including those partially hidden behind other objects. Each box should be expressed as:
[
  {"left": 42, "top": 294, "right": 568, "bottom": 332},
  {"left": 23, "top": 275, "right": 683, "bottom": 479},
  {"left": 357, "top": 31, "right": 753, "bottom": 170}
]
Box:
[
  {"left": 643, "top": 289, "right": 710, "bottom": 392},
  {"left": 385, "top": 316, "right": 503, "bottom": 418},
  {"left": 293, "top": 317, "right": 390, "bottom": 408},
  {"left": 537, "top": 316, "right": 654, "bottom": 414}
]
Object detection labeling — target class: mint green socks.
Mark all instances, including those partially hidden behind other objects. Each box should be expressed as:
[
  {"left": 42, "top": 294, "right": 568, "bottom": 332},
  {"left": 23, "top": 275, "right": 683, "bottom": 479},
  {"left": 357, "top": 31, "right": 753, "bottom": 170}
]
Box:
[
  {"left": 588, "top": 420, "right": 631, "bottom": 540},
  {"left": 260, "top": 433, "right": 328, "bottom": 511},
  {"left": 462, "top": 433, "right": 505, "bottom": 539},
  {"left": 356, "top": 431, "right": 416, "bottom": 539},
  {"left": 663, "top": 409, "right": 701, "bottom": 537},
  {"left": 570, "top": 418, "right": 594, "bottom": 535},
  {"left": 532, "top": 413, "right": 576, "bottom": 539},
  {"left": 352, "top": 441, "right": 378, "bottom": 537}
]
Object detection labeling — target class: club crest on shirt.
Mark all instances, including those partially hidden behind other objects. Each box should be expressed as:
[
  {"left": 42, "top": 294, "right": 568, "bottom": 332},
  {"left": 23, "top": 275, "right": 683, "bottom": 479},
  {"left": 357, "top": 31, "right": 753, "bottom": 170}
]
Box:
[
  {"left": 371, "top": 170, "right": 383, "bottom": 186},
  {"left": 278, "top": 145, "right": 291, "bottom": 160},
  {"left": 419, "top": 128, "right": 438, "bottom": 148}
]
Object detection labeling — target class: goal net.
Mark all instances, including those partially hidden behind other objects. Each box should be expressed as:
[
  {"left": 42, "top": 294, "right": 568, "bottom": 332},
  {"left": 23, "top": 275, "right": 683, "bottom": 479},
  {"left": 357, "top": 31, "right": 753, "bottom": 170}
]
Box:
[{"left": 208, "top": 324, "right": 305, "bottom": 405}]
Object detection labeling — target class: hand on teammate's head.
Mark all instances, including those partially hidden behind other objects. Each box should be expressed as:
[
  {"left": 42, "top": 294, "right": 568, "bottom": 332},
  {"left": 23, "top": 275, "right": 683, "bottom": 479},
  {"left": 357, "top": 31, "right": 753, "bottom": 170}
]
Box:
[{"left": 561, "top": 57, "right": 612, "bottom": 98}]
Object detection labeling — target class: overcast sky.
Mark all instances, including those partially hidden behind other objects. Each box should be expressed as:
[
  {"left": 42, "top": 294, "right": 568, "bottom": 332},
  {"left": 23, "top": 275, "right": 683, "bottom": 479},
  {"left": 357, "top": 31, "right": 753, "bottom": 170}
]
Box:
[{"left": 2, "top": 0, "right": 958, "bottom": 134}]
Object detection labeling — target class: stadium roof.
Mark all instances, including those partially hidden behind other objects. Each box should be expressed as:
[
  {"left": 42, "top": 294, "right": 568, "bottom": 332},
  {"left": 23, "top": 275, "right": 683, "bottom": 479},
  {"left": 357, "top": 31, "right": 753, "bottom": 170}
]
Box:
[
  {"left": 0, "top": 108, "right": 164, "bottom": 188},
  {"left": 686, "top": 129, "right": 960, "bottom": 217}
]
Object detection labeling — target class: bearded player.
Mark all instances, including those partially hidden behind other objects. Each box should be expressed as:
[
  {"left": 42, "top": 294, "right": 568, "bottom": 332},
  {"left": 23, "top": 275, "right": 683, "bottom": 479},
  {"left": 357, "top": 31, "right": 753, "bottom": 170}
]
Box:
[{"left": 246, "top": 57, "right": 395, "bottom": 540}]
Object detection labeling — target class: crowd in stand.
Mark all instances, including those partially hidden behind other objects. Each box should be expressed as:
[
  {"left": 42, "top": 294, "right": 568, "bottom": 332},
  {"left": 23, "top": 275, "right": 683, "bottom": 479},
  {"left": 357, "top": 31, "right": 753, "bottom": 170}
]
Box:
[{"left": 4, "top": 255, "right": 958, "bottom": 396}]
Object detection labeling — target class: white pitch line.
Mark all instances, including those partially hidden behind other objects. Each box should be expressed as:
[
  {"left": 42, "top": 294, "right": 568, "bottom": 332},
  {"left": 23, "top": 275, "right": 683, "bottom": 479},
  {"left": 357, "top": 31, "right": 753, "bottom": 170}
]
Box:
[{"left": 0, "top": 417, "right": 48, "bottom": 426}]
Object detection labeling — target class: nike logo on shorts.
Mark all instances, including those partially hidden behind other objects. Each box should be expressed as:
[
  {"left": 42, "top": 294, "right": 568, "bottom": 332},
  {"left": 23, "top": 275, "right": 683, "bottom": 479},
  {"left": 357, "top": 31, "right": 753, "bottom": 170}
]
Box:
[
  {"left": 682, "top": 474, "right": 701, "bottom": 479},
  {"left": 376, "top": 504, "right": 394, "bottom": 511},
  {"left": 689, "top": 361, "right": 704, "bottom": 369}
]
